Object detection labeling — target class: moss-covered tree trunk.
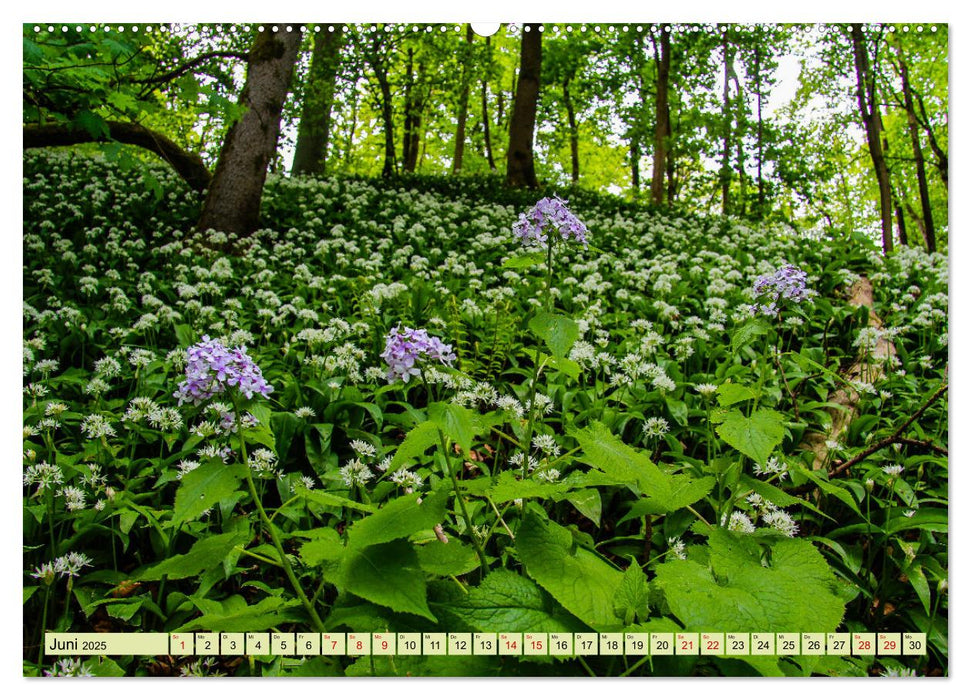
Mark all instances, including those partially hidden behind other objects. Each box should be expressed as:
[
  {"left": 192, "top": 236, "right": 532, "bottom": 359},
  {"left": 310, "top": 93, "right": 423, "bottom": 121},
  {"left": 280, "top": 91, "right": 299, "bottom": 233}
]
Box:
[
  {"left": 505, "top": 24, "right": 542, "bottom": 189},
  {"left": 292, "top": 25, "right": 344, "bottom": 177},
  {"left": 198, "top": 25, "right": 302, "bottom": 235}
]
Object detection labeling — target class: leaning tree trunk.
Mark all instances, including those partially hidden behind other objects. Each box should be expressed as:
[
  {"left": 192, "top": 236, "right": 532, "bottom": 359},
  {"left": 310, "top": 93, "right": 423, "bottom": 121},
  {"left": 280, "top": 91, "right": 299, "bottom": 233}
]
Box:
[
  {"left": 850, "top": 24, "right": 894, "bottom": 254},
  {"left": 292, "top": 25, "right": 344, "bottom": 176},
  {"left": 650, "top": 25, "right": 671, "bottom": 206},
  {"left": 505, "top": 24, "right": 542, "bottom": 189},
  {"left": 198, "top": 25, "right": 302, "bottom": 235}
]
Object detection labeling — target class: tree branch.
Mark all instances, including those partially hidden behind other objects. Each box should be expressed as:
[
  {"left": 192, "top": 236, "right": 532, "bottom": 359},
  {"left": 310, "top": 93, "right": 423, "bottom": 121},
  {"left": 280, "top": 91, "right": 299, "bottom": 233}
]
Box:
[
  {"left": 134, "top": 50, "right": 248, "bottom": 86},
  {"left": 23, "top": 121, "right": 210, "bottom": 192}
]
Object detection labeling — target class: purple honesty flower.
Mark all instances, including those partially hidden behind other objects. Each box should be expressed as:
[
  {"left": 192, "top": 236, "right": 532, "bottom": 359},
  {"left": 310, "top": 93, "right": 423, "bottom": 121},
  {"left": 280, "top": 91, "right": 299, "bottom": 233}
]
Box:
[
  {"left": 173, "top": 336, "right": 273, "bottom": 405},
  {"left": 380, "top": 325, "right": 456, "bottom": 383},
  {"left": 513, "top": 196, "right": 589, "bottom": 247},
  {"left": 751, "top": 264, "right": 811, "bottom": 316}
]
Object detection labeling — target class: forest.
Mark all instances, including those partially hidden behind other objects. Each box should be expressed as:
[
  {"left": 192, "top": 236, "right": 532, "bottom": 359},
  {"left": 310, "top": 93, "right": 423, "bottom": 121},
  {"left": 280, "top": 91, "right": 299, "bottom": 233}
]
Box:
[{"left": 22, "top": 22, "right": 947, "bottom": 678}]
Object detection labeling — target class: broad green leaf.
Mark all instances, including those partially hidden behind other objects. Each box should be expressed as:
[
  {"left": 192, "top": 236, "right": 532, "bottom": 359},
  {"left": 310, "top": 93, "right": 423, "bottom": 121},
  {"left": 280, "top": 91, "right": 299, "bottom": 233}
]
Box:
[
  {"left": 87, "top": 658, "right": 126, "bottom": 677},
  {"left": 716, "top": 409, "right": 785, "bottom": 465},
  {"left": 73, "top": 110, "right": 109, "bottom": 139},
  {"left": 488, "top": 471, "right": 575, "bottom": 503},
  {"left": 172, "top": 459, "right": 247, "bottom": 525},
  {"left": 567, "top": 489, "right": 602, "bottom": 526},
  {"left": 738, "top": 475, "right": 831, "bottom": 521},
  {"left": 529, "top": 311, "right": 579, "bottom": 359},
  {"left": 573, "top": 421, "right": 713, "bottom": 513},
  {"left": 502, "top": 251, "right": 546, "bottom": 268},
  {"left": 716, "top": 383, "right": 756, "bottom": 407},
  {"left": 340, "top": 540, "right": 436, "bottom": 621},
  {"left": 731, "top": 318, "right": 770, "bottom": 354},
  {"left": 345, "top": 489, "right": 449, "bottom": 550},
  {"left": 654, "top": 527, "right": 845, "bottom": 633},
  {"left": 137, "top": 530, "right": 250, "bottom": 581},
  {"left": 792, "top": 467, "right": 861, "bottom": 514},
  {"left": 515, "top": 507, "right": 624, "bottom": 631},
  {"left": 612, "top": 559, "right": 649, "bottom": 626},
  {"left": 428, "top": 401, "right": 490, "bottom": 456},
  {"left": 177, "top": 596, "right": 304, "bottom": 632},
  {"left": 431, "top": 570, "right": 585, "bottom": 632},
  {"left": 298, "top": 529, "right": 344, "bottom": 567},
  {"left": 388, "top": 420, "right": 440, "bottom": 471},
  {"left": 544, "top": 353, "right": 581, "bottom": 380},
  {"left": 416, "top": 540, "right": 480, "bottom": 577}
]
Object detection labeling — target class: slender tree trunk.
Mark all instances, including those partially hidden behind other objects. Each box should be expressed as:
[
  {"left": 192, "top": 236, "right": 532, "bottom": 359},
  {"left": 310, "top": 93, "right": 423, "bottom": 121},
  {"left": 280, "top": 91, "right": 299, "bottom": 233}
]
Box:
[
  {"left": 402, "top": 49, "right": 415, "bottom": 172},
  {"left": 481, "top": 37, "right": 497, "bottom": 172},
  {"left": 755, "top": 43, "right": 765, "bottom": 219},
  {"left": 850, "top": 24, "right": 894, "bottom": 253},
  {"left": 452, "top": 25, "right": 474, "bottom": 173},
  {"left": 198, "top": 25, "right": 302, "bottom": 235},
  {"left": 650, "top": 25, "right": 671, "bottom": 206},
  {"left": 343, "top": 88, "right": 358, "bottom": 166},
  {"left": 913, "top": 90, "right": 948, "bottom": 191},
  {"left": 506, "top": 24, "right": 542, "bottom": 189},
  {"left": 563, "top": 76, "right": 580, "bottom": 183},
  {"left": 896, "top": 46, "right": 937, "bottom": 252},
  {"left": 720, "top": 32, "right": 734, "bottom": 215},
  {"left": 404, "top": 59, "right": 425, "bottom": 173},
  {"left": 631, "top": 140, "right": 641, "bottom": 192},
  {"left": 292, "top": 26, "right": 344, "bottom": 176},
  {"left": 731, "top": 67, "right": 746, "bottom": 217}
]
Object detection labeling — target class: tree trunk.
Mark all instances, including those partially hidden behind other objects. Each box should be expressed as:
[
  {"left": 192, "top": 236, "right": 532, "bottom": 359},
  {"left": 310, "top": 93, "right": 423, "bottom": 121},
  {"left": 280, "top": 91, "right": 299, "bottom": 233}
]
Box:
[
  {"left": 650, "top": 25, "right": 670, "bottom": 206},
  {"left": 505, "top": 24, "right": 542, "bottom": 189},
  {"left": 372, "top": 62, "right": 396, "bottom": 178},
  {"left": 631, "top": 139, "right": 640, "bottom": 192},
  {"left": 913, "top": 90, "right": 948, "bottom": 191},
  {"left": 481, "top": 37, "right": 497, "bottom": 172},
  {"left": 850, "top": 24, "right": 894, "bottom": 253},
  {"left": 452, "top": 25, "right": 474, "bottom": 173},
  {"left": 563, "top": 76, "right": 579, "bottom": 183},
  {"left": 896, "top": 46, "right": 937, "bottom": 252},
  {"left": 291, "top": 26, "right": 344, "bottom": 176},
  {"left": 343, "top": 89, "right": 358, "bottom": 166},
  {"left": 402, "top": 49, "right": 415, "bottom": 171},
  {"left": 755, "top": 42, "right": 765, "bottom": 218},
  {"left": 24, "top": 121, "right": 210, "bottom": 192},
  {"left": 720, "top": 32, "right": 734, "bottom": 216},
  {"left": 197, "top": 26, "right": 302, "bottom": 235}
]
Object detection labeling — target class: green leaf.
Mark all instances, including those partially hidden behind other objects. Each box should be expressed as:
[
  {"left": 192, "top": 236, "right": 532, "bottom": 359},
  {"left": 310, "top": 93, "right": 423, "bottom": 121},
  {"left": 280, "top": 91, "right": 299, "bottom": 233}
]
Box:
[
  {"left": 613, "top": 559, "right": 649, "bottom": 626},
  {"left": 416, "top": 540, "right": 480, "bottom": 577},
  {"left": 502, "top": 251, "right": 546, "bottom": 268},
  {"left": 294, "top": 486, "right": 375, "bottom": 513},
  {"left": 716, "top": 383, "right": 756, "bottom": 407},
  {"left": 340, "top": 540, "right": 436, "bottom": 621},
  {"left": 345, "top": 489, "right": 449, "bottom": 550},
  {"left": 731, "top": 318, "right": 770, "bottom": 354},
  {"left": 716, "top": 409, "right": 785, "bottom": 465},
  {"left": 431, "top": 570, "right": 585, "bottom": 632},
  {"left": 487, "top": 471, "right": 575, "bottom": 503},
  {"left": 298, "top": 529, "right": 344, "bottom": 567},
  {"left": 137, "top": 530, "right": 250, "bottom": 581},
  {"left": 172, "top": 459, "right": 247, "bottom": 525},
  {"left": 428, "top": 402, "right": 490, "bottom": 456},
  {"left": 177, "top": 595, "right": 304, "bottom": 632},
  {"left": 567, "top": 489, "right": 602, "bottom": 526},
  {"left": 573, "top": 421, "right": 713, "bottom": 513},
  {"left": 544, "top": 353, "right": 581, "bottom": 380},
  {"left": 529, "top": 311, "right": 579, "bottom": 359},
  {"left": 515, "top": 507, "right": 624, "bottom": 631},
  {"left": 24, "top": 586, "right": 39, "bottom": 604},
  {"left": 654, "top": 527, "right": 845, "bottom": 632},
  {"left": 87, "top": 658, "right": 126, "bottom": 677},
  {"left": 73, "top": 110, "right": 109, "bottom": 140},
  {"left": 388, "top": 420, "right": 440, "bottom": 471}
]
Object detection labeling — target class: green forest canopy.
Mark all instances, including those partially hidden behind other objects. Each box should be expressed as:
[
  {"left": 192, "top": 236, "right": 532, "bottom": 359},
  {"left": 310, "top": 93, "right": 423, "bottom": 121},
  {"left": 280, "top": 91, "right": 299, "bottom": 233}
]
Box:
[{"left": 22, "top": 22, "right": 948, "bottom": 248}]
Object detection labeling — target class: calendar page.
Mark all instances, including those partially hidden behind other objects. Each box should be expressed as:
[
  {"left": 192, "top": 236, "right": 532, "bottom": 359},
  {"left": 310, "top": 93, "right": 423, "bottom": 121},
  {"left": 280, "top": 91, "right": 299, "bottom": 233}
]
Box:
[{"left": 21, "top": 14, "right": 948, "bottom": 680}]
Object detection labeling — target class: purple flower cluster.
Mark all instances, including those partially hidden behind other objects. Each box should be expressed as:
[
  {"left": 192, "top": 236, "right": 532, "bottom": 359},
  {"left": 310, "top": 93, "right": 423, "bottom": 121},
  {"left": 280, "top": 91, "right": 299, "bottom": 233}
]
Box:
[
  {"left": 751, "top": 264, "right": 811, "bottom": 316},
  {"left": 513, "top": 196, "right": 589, "bottom": 247},
  {"left": 380, "top": 325, "right": 456, "bottom": 383},
  {"left": 173, "top": 336, "right": 273, "bottom": 405}
]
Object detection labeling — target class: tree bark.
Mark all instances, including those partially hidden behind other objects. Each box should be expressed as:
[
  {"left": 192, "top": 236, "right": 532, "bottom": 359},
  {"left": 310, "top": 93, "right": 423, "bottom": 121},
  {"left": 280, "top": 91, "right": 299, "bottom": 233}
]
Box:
[
  {"left": 505, "top": 24, "right": 542, "bottom": 189},
  {"left": 402, "top": 49, "right": 416, "bottom": 172},
  {"left": 895, "top": 46, "right": 936, "bottom": 252},
  {"left": 481, "top": 37, "right": 498, "bottom": 172},
  {"left": 563, "top": 76, "right": 579, "bottom": 183},
  {"left": 631, "top": 139, "right": 641, "bottom": 192},
  {"left": 850, "top": 24, "right": 894, "bottom": 253},
  {"left": 650, "top": 25, "right": 671, "bottom": 206},
  {"left": 292, "top": 26, "right": 344, "bottom": 176},
  {"left": 754, "top": 42, "right": 765, "bottom": 218},
  {"left": 23, "top": 121, "right": 211, "bottom": 192},
  {"left": 452, "top": 25, "right": 474, "bottom": 173},
  {"left": 720, "top": 31, "right": 734, "bottom": 216},
  {"left": 197, "top": 26, "right": 302, "bottom": 235}
]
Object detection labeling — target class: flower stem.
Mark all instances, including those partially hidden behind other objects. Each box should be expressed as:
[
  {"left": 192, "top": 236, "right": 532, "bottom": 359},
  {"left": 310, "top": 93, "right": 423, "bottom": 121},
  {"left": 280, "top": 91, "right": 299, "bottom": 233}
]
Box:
[
  {"left": 434, "top": 426, "right": 489, "bottom": 577},
  {"left": 235, "top": 405, "right": 325, "bottom": 633}
]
